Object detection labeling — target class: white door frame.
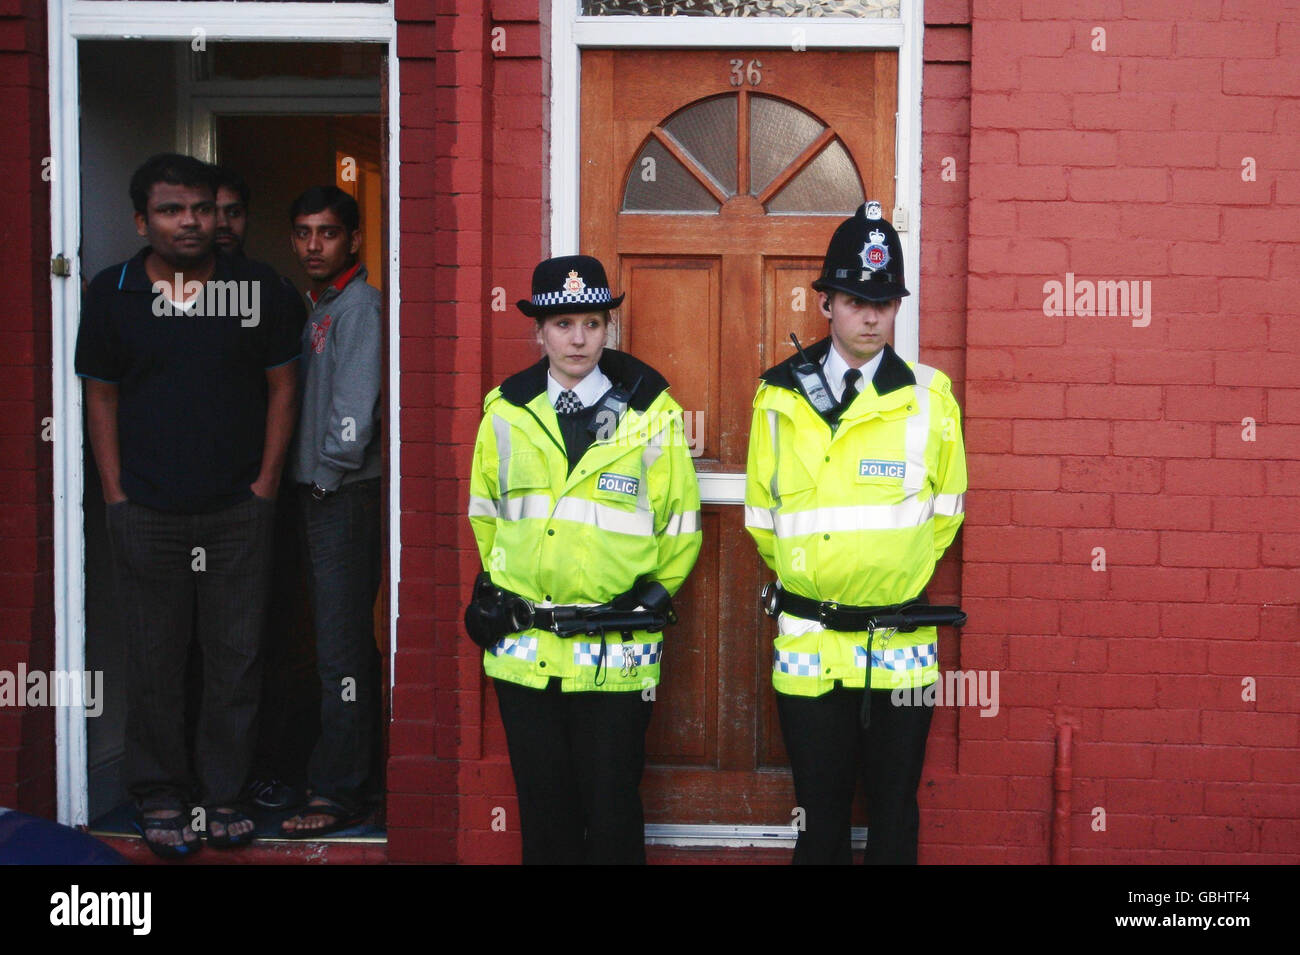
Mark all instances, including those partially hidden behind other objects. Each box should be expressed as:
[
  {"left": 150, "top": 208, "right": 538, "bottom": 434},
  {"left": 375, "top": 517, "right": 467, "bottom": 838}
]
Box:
[
  {"left": 549, "top": 1, "right": 925, "bottom": 510},
  {"left": 47, "top": 0, "right": 399, "bottom": 827}
]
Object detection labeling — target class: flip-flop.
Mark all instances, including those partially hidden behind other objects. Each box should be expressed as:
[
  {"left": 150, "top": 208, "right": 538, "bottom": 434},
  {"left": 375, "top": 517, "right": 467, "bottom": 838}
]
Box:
[
  {"left": 279, "top": 797, "right": 367, "bottom": 839},
  {"left": 206, "top": 807, "right": 257, "bottom": 849},
  {"left": 133, "top": 811, "right": 202, "bottom": 860}
]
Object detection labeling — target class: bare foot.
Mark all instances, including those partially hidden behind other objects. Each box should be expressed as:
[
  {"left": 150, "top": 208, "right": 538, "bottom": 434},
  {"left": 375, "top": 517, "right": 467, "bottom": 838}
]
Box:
[
  {"left": 281, "top": 799, "right": 350, "bottom": 835},
  {"left": 208, "top": 807, "right": 255, "bottom": 843},
  {"left": 142, "top": 809, "right": 199, "bottom": 850}
]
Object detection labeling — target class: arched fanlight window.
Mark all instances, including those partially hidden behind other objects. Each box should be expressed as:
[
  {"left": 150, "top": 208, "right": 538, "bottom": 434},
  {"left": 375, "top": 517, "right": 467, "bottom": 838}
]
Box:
[{"left": 622, "top": 93, "right": 865, "bottom": 215}]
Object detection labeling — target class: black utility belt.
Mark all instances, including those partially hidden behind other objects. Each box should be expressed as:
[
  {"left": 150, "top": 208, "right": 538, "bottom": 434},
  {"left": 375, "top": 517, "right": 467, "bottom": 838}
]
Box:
[
  {"left": 760, "top": 582, "right": 966, "bottom": 633},
  {"left": 465, "top": 572, "right": 676, "bottom": 649}
]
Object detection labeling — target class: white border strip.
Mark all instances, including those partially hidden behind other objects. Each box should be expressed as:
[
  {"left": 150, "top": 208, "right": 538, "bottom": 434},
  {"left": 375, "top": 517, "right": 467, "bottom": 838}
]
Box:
[
  {"left": 550, "top": 3, "right": 923, "bottom": 363},
  {"left": 645, "top": 823, "right": 867, "bottom": 849},
  {"left": 65, "top": 1, "right": 395, "bottom": 40}
]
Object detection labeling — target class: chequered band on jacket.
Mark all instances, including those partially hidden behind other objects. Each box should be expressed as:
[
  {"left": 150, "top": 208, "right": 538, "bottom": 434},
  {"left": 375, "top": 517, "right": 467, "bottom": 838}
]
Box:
[
  {"left": 774, "top": 648, "right": 820, "bottom": 677},
  {"left": 854, "top": 642, "right": 938, "bottom": 671},
  {"left": 491, "top": 634, "right": 540, "bottom": 662},
  {"left": 532, "top": 286, "right": 613, "bottom": 308},
  {"left": 573, "top": 640, "right": 662, "bottom": 668}
]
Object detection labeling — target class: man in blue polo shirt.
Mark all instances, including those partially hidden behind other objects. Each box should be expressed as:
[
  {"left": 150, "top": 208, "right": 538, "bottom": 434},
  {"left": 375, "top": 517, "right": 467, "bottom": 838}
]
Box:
[{"left": 75, "top": 154, "right": 301, "bottom": 857}]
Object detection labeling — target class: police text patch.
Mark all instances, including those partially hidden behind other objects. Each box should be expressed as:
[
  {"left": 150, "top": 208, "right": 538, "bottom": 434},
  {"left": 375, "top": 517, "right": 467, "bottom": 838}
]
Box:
[
  {"left": 859, "top": 459, "right": 905, "bottom": 479},
  {"left": 597, "top": 472, "right": 639, "bottom": 496}
]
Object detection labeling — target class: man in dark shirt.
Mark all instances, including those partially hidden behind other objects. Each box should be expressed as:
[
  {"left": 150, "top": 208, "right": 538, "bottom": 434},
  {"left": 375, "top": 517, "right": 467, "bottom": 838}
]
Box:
[{"left": 75, "top": 154, "right": 300, "bottom": 857}]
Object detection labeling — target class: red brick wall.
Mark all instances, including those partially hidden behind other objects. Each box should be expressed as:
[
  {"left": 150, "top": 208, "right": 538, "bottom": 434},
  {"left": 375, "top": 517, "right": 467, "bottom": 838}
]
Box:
[
  {"left": 962, "top": 0, "right": 1299, "bottom": 863},
  {"left": 0, "top": 0, "right": 53, "bottom": 818}
]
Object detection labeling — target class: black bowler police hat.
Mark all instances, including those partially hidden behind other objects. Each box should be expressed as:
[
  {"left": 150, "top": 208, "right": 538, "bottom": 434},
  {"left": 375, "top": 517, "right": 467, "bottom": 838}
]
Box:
[
  {"left": 811, "top": 200, "right": 910, "bottom": 302},
  {"left": 516, "top": 254, "right": 625, "bottom": 318}
]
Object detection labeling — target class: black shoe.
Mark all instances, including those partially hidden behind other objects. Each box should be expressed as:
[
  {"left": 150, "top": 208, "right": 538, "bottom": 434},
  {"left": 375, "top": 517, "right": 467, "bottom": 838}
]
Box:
[{"left": 245, "top": 778, "right": 306, "bottom": 811}]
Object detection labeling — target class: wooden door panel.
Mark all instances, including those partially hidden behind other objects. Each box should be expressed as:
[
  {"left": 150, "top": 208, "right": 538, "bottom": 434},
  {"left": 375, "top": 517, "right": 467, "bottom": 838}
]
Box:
[
  {"left": 765, "top": 257, "right": 827, "bottom": 374},
  {"left": 582, "top": 47, "right": 897, "bottom": 826},
  {"left": 647, "top": 508, "right": 719, "bottom": 766},
  {"left": 619, "top": 256, "right": 721, "bottom": 467}
]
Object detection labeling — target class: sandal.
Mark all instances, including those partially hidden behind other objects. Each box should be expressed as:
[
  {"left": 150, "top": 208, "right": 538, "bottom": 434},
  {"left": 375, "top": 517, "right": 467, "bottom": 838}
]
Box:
[
  {"left": 280, "top": 797, "right": 367, "bottom": 839},
  {"left": 133, "top": 811, "right": 202, "bottom": 861},
  {"left": 206, "top": 807, "right": 257, "bottom": 849}
]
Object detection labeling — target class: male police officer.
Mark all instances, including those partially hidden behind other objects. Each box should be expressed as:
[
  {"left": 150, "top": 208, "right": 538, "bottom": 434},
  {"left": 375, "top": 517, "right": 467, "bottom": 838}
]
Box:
[
  {"left": 467, "top": 255, "right": 701, "bottom": 864},
  {"left": 745, "top": 201, "right": 967, "bottom": 865}
]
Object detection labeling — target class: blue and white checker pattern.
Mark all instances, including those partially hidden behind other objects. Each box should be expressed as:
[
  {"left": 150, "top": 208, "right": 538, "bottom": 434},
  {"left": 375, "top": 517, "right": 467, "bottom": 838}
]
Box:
[
  {"left": 774, "top": 648, "right": 821, "bottom": 677},
  {"left": 573, "top": 640, "right": 662, "bottom": 668},
  {"left": 491, "top": 634, "right": 539, "bottom": 662},
  {"left": 854, "top": 642, "right": 938, "bottom": 671},
  {"left": 531, "top": 286, "right": 613, "bottom": 308}
]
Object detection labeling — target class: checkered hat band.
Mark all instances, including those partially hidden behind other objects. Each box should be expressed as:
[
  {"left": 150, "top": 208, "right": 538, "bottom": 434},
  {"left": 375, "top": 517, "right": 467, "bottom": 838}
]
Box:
[
  {"left": 532, "top": 286, "right": 613, "bottom": 307},
  {"left": 573, "top": 640, "right": 662, "bottom": 668},
  {"left": 854, "top": 642, "right": 937, "bottom": 671},
  {"left": 774, "top": 648, "right": 821, "bottom": 678},
  {"left": 492, "top": 634, "right": 539, "bottom": 662}
]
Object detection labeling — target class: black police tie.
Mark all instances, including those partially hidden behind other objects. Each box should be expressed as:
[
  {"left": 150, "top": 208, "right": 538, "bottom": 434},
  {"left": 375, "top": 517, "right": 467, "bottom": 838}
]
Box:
[
  {"left": 842, "top": 368, "right": 862, "bottom": 408},
  {"left": 555, "top": 390, "right": 583, "bottom": 415}
]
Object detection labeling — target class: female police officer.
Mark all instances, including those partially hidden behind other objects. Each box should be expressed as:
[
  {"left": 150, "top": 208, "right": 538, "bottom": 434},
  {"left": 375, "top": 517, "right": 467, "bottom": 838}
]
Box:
[{"left": 466, "top": 255, "right": 701, "bottom": 864}]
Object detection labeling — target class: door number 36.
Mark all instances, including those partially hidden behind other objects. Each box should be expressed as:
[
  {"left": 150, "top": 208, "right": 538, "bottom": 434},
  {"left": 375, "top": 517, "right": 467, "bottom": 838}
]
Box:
[{"left": 729, "top": 59, "right": 762, "bottom": 86}]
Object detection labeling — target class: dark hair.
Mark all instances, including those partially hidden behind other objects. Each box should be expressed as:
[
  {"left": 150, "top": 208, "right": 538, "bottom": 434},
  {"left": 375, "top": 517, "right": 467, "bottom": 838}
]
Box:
[
  {"left": 210, "top": 165, "right": 251, "bottom": 207},
  {"left": 129, "top": 153, "right": 218, "bottom": 215},
  {"left": 288, "top": 186, "right": 360, "bottom": 233}
]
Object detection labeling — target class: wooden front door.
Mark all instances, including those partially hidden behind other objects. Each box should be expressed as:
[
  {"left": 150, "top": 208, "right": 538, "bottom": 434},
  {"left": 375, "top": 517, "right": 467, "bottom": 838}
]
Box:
[{"left": 582, "top": 49, "right": 897, "bottom": 824}]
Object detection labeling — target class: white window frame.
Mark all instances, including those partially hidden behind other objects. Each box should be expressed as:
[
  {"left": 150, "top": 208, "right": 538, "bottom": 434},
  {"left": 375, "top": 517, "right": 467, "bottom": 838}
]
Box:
[
  {"left": 47, "top": 1, "right": 400, "bottom": 827},
  {"left": 550, "top": 0, "right": 926, "bottom": 514}
]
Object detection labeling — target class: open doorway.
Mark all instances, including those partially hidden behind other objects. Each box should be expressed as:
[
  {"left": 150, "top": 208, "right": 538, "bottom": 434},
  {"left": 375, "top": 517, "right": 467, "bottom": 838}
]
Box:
[{"left": 78, "top": 39, "right": 389, "bottom": 844}]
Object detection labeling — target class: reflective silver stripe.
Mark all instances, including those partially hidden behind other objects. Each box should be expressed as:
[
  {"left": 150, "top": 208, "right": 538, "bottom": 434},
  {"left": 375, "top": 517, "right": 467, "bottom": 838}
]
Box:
[
  {"left": 501, "top": 494, "right": 553, "bottom": 522},
  {"left": 904, "top": 366, "right": 934, "bottom": 494},
  {"left": 934, "top": 492, "right": 965, "bottom": 517},
  {"left": 468, "top": 495, "right": 496, "bottom": 518},
  {"left": 552, "top": 496, "right": 654, "bottom": 536},
  {"left": 639, "top": 443, "right": 662, "bottom": 514},
  {"left": 744, "top": 505, "right": 774, "bottom": 531},
  {"left": 493, "top": 415, "right": 512, "bottom": 501},
  {"left": 767, "top": 410, "right": 781, "bottom": 506},
  {"left": 663, "top": 510, "right": 701, "bottom": 535},
  {"left": 774, "top": 497, "right": 934, "bottom": 536}
]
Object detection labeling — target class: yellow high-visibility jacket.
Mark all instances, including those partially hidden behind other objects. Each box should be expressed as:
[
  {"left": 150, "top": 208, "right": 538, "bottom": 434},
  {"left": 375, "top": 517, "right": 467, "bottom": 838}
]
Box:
[
  {"left": 468, "top": 349, "right": 702, "bottom": 692},
  {"left": 744, "top": 340, "right": 966, "bottom": 697}
]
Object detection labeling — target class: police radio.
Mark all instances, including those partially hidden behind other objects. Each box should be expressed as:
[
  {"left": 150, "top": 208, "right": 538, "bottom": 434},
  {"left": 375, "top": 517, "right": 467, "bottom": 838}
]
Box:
[
  {"left": 589, "top": 374, "right": 643, "bottom": 440},
  {"left": 789, "top": 334, "right": 838, "bottom": 417}
]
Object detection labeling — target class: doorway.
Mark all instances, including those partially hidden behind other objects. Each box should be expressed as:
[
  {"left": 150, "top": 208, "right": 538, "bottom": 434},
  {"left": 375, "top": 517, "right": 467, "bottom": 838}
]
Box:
[
  {"left": 581, "top": 48, "right": 898, "bottom": 824},
  {"left": 76, "top": 39, "right": 389, "bottom": 840}
]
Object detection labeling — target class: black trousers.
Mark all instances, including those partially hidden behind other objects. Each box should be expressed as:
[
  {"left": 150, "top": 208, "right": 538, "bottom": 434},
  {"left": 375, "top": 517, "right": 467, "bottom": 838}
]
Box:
[
  {"left": 776, "top": 685, "right": 934, "bottom": 865},
  {"left": 493, "top": 678, "right": 653, "bottom": 865},
  {"left": 300, "top": 479, "right": 383, "bottom": 811},
  {"left": 106, "top": 496, "right": 275, "bottom": 811}
]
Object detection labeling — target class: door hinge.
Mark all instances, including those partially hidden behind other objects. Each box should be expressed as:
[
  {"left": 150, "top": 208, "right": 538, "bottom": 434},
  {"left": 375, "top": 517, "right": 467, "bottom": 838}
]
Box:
[{"left": 51, "top": 254, "right": 72, "bottom": 278}]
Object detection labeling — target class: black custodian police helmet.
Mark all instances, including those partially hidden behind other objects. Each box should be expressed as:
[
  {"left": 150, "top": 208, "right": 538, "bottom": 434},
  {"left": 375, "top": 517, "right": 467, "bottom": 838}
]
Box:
[{"left": 811, "top": 200, "right": 910, "bottom": 302}]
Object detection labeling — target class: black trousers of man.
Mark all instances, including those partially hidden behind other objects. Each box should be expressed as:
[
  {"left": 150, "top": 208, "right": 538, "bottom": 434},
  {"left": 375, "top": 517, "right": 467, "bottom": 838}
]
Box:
[
  {"left": 493, "top": 678, "right": 653, "bottom": 865},
  {"left": 107, "top": 496, "right": 275, "bottom": 812},
  {"left": 777, "top": 685, "right": 935, "bottom": 865}
]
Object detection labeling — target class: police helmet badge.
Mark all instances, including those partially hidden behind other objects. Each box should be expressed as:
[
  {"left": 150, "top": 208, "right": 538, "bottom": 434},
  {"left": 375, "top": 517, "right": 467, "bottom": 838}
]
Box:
[
  {"left": 860, "top": 228, "right": 890, "bottom": 271},
  {"left": 561, "top": 269, "right": 586, "bottom": 300},
  {"left": 864, "top": 200, "right": 883, "bottom": 220}
]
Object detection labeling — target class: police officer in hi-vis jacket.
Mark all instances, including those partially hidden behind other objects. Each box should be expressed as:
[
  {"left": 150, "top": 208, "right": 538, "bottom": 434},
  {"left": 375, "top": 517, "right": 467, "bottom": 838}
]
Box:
[
  {"left": 745, "top": 202, "right": 967, "bottom": 864},
  {"left": 466, "top": 255, "right": 702, "bottom": 865}
]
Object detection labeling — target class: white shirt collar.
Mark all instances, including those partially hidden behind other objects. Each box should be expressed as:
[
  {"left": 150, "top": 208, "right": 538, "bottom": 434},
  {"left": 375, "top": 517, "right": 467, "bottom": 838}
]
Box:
[
  {"left": 822, "top": 341, "right": 884, "bottom": 403},
  {"left": 547, "top": 364, "right": 612, "bottom": 410}
]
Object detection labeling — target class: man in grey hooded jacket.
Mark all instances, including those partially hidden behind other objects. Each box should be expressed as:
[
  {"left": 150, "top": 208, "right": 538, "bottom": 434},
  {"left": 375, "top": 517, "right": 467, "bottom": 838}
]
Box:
[{"left": 281, "top": 186, "right": 383, "bottom": 836}]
